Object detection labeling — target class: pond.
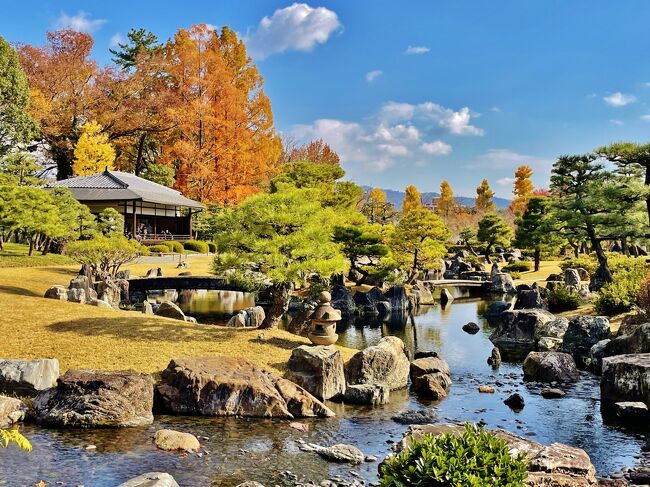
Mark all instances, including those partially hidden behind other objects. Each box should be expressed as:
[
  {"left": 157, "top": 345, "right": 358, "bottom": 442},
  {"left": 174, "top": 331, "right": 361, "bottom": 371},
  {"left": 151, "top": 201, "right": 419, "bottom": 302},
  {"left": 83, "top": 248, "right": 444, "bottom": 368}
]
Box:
[{"left": 1, "top": 297, "right": 647, "bottom": 487}]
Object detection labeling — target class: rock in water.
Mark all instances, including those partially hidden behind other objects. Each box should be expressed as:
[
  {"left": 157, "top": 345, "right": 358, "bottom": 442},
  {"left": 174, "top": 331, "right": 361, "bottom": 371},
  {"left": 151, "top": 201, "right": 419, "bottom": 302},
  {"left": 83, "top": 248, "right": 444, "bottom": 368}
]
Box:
[
  {"left": 33, "top": 369, "right": 154, "bottom": 427},
  {"left": 462, "top": 322, "right": 480, "bottom": 334},
  {"left": 345, "top": 336, "right": 410, "bottom": 390},
  {"left": 392, "top": 409, "right": 438, "bottom": 424},
  {"left": 410, "top": 356, "right": 451, "bottom": 378},
  {"left": 156, "top": 356, "right": 334, "bottom": 419},
  {"left": 439, "top": 288, "right": 454, "bottom": 306},
  {"left": 343, "top": 383, "right": 389, "bottom": 405},
  {"left": 285, "top": 345, "right": 346, "bottom": 400},
  {"left": 487, "top": 347, "right": 502, "bottom": 367},
  {"left": 117, "top": 472, "right": 179, "bottom": 487},
  {"left": 560, "top": 316, "right": 611, "bottom": 365},
  {"left": 523, "top": 352, "right": 580, "bottom": 383},
  {"left": 490, "top": 309, "right": 556, "bottom": 359},
  {"left": 155, "top": 301, "right": 186, "bottom": 321},
  {"left": 310, "top": 443, "right": 365, "bottom": 464},
  {"left": 154, "top": 429, "right": 200, "bottom": 452},
  {"left": 541, "top": 387, "right": 566, "bottom": 399},
  {"left": 504, "top": 393, "right": 525, "bottom": 410},
  {"left": 603, "top": 323, "right": 650, "bottom": 357},
  {"left": 0, "top": 396, "right": 27, "bottom": 427},
  {"left": 410, "top": 355, "right": 452, "bottom": 400},
  {"left": 601, "top": 353, "right": 650, "bottom": 406},
  {"left": 514, "top": 288, "right": 544, "bottom": 310},
  {"left": 489, "top": 272, "right": 516, "bottom": 294},
  {"left": 0, "top": 358, "right": 60, "bottom": 396}
]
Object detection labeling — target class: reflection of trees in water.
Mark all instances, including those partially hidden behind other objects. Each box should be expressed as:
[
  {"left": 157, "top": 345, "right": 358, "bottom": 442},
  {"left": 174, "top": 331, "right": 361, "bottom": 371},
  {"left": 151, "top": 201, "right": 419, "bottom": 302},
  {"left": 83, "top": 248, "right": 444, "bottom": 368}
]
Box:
[{"left": 178, "top": 290, "right": 255, "bottom": 316}]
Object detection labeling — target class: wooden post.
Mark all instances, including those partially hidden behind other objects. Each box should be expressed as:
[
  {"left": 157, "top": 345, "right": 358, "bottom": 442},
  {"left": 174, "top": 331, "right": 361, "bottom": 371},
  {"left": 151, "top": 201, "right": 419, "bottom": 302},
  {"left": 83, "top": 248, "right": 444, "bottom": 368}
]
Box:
[
  {"left": 188, "top": 209, "right": 193, "bottom": 238},
  {"left": 131, "top": 201, "right": 137, "bottom": 237}
]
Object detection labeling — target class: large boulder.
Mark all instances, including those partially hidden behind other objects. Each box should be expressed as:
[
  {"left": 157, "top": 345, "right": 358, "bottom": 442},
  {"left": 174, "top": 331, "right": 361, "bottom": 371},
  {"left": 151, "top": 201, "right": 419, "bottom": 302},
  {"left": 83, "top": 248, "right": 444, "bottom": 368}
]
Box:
[
  {"left": 534, "top": 317, "right": 569, "bottom": 347},
  {"left": 561, "top": 316, "right": 611, "bottom": 365},
  {"left": 489, "top": 272, "right": 516, "bottom": 294},
  {"left": 601, "top": 353, "right": 650, "bottom": 406},
  {"left": 155, "top": 301, "right": 186, "bottom": 321},
  {"left": 514, "top": 288, "right": 544, "bottom": 310},
  {"left": 410, "top": 355, "right": 451, "bottom": 378},
  {"left": 331, "top": 284, "right": 356, "bottom": 318},
  {"left": 227, "top": 306, "right": 266, "bottom": 328},
  {"left": 602, "top": 323, "right": 650, "bottom": 357},
  {"left": 385, "top": 286, "right": 409, "bottom": 311},
  {"left": 69, "top": 275, "right": 93, "bottom": 299},
  {"left": 118, "top": 473, "right": 179, "bottom": 487},
  {"left": 44, "top": 285, "right": 67, "bottom": 301},
  {"left": 33, "top": 369, "right": 154, "bottom": 427},
  {"left": 482, "top": 300, "right": 511, "bottom": 325},
  {"left": 156, "top": 356, "right": 334, "bottom": 419},
  {"left": 394, "top": 424, "right": 597, "bottom": 486},
  {"left": 95, "top": 279, "right": 123, "bottom": 308},
  {"left": 523, "top": 352, "right": 580, "bottom": 383},
  {"left": 0, "top": 396, "right": 27, "bottom": 427},
  {"left": 410, "top": 355, "right": 452, "bottom": 400},
  {"left": 490, "top": 309, "right": 556, "bottom": 359},
  {"left": 66, "top": 287, "right": 86, "bottom": 304},
  {"left": 0, "top": 358, "right": 59, "bottom": 396},
  {"left": 414, "top": 281, "right": 435, "bottom": 305},
  {"left": 345, "top": 336, "right": 410, "bottom": 390},
  {"left": 285, "top": 345, "right": 346, "bottom": 400},
  {"left": 564, "top": 268, "right": 582, "bottom": 289}
]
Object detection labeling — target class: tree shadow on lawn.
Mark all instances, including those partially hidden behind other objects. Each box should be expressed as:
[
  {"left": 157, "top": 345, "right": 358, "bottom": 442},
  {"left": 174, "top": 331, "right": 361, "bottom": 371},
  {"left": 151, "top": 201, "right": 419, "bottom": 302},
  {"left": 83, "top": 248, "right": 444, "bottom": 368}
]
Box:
[{"left": 0, "top": 285, "right": 41, "bottom": 297}]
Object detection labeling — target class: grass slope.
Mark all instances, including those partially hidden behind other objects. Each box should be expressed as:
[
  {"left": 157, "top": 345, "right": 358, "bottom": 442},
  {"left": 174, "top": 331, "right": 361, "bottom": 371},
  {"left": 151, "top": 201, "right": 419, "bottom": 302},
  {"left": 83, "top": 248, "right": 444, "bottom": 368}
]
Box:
[
  {"left": 0, "top": 263, "right": 356, "bottom": 375},
  {"left": 0, "top": 242, "right": 74, "bottom": 268}
]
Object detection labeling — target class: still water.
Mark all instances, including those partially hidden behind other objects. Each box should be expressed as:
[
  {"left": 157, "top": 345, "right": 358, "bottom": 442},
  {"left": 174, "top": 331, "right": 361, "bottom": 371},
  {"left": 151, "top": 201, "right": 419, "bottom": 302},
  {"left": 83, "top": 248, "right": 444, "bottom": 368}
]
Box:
[{"left": 1, "top": 296, "right": 646, "bottom": 487}]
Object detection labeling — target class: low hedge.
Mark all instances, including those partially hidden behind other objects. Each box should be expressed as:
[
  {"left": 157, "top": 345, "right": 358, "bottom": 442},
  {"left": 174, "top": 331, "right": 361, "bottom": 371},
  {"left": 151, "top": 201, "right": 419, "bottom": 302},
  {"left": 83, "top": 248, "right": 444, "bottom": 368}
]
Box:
[
  {"left": 184, "top": 239, "right": 209, "bottom": 253},
  {"left": 148, "top": 244, "right": 169, "bottom": 253},
  {"left": 503, "top": 261, "right": 532, "bottom": 273},
  {"left": 208, "top": 242, "right": 217, "bottom": 253},
  {"left": 166, "top": 241, "right": 185, "bottom": 253}
]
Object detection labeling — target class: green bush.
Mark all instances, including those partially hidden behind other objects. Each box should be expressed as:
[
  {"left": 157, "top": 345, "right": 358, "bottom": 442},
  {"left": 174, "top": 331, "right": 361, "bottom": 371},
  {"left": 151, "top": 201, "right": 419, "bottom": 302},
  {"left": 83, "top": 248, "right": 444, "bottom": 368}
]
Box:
[
  {"left": 595, "top": 268, "right": 645, "bottom": 315},
  {"left": 547, "top": 284, "right": 582, "bottom": 312},
  {"left": 559, "top": 255, "right": 597, "bottom": 274},
  {"left": 148, "top": 244, "right": 169, "bottom": 253},
  {"left": 380, "top": 423, "right": 528, "bottom": 487},
  {"left": 560, "top": 253, "right": 647, "bottom": 276},
  {"left": 509, "top": 271, "right": 521, "bottom": 280},
  {"left": 503, "top": 261, "right": 532, "bottom": 272},
  {"left": 184, "top": 239, "right": 209, "bottom": 253},
  {"left": 207, "top": 242, "right": 217, "bottom": 253},
  {"left": 166, "top": 241, "right": 185, "bottom": 253},
  {"left": 66, "top": 235, "right": 147, "bottom": 276}
]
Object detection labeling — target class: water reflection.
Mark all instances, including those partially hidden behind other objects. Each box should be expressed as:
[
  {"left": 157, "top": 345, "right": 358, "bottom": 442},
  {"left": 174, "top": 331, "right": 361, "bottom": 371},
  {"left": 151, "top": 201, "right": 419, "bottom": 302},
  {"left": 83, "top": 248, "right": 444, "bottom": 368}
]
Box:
[{"left": 147, "top": 289, "right": 256, "bottom": 319}]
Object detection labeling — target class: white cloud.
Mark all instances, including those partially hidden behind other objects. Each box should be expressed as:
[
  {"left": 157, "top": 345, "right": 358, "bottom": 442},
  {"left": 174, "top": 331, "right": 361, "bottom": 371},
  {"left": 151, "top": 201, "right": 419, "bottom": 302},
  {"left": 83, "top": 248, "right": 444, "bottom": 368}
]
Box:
[
  {"left": 405, "top": 45, "right": 429, "bottom": 55},
  {"left": 109, "top": 33, "right": 125, "bottom": 48},
  {"left": 421, "top": 140, "right": 452, "bottom": 155},
  {"left": 469, "top": 149, "right": 552, "bottom": 171},
  {"left": 497, "top": 177, "right": 515, "bottom": 186},
  {"left": 603, "top": 92, "right": 637, "bottom": 107},
  {"left": 490, "top": 106, "right": 502, "bottom": 113},
  {"left": 365, "top": 70, "right": 383, "bottom": 82},
  {"left": 609, "top": 119, "right": 624, "bottom": 126},
  {"left": 380, "top": 101, "right": 484, "bottom": 136},
  {"left": 291, "top": 101, "right": 478, "bottom": 173},
  {"left": 56, "top": 11, "right": 106, "bottom": 33},
  {"left": 247, "top": 3, "right": 341, "bottom": 59},
  {"left": 641, "top": 115, "right": 650, "bottom": 122}
]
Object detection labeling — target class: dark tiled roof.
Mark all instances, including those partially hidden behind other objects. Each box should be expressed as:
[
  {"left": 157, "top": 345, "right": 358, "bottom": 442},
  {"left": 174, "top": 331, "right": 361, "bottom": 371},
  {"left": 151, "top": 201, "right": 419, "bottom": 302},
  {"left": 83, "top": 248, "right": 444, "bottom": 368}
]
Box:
[{"left": 47, "top": 171, "right": 203, "bottom": 208}]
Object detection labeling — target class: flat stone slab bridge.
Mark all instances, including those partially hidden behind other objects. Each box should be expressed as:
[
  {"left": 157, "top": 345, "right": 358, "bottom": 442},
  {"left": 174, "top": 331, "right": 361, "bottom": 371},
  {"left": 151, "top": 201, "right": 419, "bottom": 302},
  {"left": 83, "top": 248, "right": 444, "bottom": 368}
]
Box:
[
  {"left": 127, "top": 276, "right": 248, "bottom": 295},
  {"left": 422, "top": 279, "right": 490, "bottom": 289}
]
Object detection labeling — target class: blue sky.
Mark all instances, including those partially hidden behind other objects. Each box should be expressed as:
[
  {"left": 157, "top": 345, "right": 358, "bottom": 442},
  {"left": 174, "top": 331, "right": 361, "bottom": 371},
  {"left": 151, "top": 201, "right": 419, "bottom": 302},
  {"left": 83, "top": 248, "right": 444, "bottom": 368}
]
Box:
[{"left": 2, "top": 1, "right": 650, "bottom": 197}]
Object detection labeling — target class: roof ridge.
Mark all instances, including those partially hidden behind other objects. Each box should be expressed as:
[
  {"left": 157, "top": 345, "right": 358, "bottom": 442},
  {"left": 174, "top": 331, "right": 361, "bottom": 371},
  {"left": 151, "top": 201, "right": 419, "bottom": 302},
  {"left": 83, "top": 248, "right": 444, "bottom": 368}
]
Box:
[{"left": 104, "top": 170, "right": 128, "bottom": 188}]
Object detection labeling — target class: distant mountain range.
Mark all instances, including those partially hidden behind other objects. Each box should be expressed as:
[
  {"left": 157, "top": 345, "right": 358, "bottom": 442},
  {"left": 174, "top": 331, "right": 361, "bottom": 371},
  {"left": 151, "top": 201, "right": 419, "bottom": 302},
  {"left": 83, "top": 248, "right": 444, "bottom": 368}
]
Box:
[{"left": 362, "top": 186, "right": 511, "bottom": 210}]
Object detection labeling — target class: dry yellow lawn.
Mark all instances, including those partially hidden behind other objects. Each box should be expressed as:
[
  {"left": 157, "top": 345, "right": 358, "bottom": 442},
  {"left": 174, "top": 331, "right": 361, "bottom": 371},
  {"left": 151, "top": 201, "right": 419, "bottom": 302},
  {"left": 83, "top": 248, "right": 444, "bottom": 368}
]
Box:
[
  {"left": 514, "top": 260, "right": 562, "bottom": 285},
  {"left": 0, "top": 263, "right": 357, "bottom": 375}
]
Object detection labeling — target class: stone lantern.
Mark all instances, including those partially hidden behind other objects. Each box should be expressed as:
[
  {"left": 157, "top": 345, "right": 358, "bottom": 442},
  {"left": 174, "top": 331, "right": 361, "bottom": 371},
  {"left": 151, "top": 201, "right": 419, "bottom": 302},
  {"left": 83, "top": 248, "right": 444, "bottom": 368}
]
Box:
[{"left": 308, "top": 291, "right": 341, "bottom": 346}]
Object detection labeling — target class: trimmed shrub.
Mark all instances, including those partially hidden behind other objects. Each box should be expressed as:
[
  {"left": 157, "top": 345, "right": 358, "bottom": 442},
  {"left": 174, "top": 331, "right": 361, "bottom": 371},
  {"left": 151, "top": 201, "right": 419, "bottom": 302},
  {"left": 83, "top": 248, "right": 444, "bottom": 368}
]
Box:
[
  {"left": 595, "top": 268, "right": 645, "bottom": 315},
  {"left": 66, "top": 235, "right": 147, "bottom": 276},
  {"left": 166, "top": 241, "right": 185, "bottom": 253},
  {"left": 207, "top": 242, "right": 217, "bottom": 253},
  {"left": 148, "top": 244, "right": 169, "bottom": 253},
  {"left": 503, "top": 261, "right": 532, "bottom": 273},
  {"left": 547, "top": 284, "right": 582, "bottom": 312},
  {"left": 184, "top": 239, "right": 209, "bottom": 253},
  {"left": 560, "top": 253, "right": 647, "bottom": 276},
  {"left": 559, "top": 255, "right": 597, "bottom": 274},
  {"left": 509, "top": 271, "right": 521, "bottom": 280},
  {"left": 379, "top": 423, "right": 528, "bottom": 486}
]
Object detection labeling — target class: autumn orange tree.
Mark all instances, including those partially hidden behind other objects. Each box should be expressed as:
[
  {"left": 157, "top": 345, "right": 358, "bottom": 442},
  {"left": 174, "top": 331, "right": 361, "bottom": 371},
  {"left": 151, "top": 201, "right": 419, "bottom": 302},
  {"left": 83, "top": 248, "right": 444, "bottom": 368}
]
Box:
[
  {"left": 160, "top": 25, "right": 281, "bottom": 204},
  {"left": 281, "top": 138, "right": 340, "bottom": 165},
  {"left": 18, "top": 30, "right": 100, "bottom": 179},
  {"left": 474, "top": 178, "right": 496, "bottom": 213},
  {"left": 402, "top": 185, "right": 423, "bottom": 214},
  {"left": 510, "top": 165, "right": 534, "bottom": 216},
  {"left": 435, "top": 180, "right": 456, "bottom": 217}
]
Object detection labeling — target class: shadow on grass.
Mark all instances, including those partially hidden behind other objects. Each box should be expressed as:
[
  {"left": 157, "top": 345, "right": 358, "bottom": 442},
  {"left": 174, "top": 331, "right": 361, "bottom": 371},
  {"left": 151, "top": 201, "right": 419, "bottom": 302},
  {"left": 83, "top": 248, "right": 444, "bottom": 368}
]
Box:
[
  {"left": 0, "top": 285, "right": 41, "bottom": 297},
  {"left": 249, "top": 336, "right": 303, "bottom": 350}
]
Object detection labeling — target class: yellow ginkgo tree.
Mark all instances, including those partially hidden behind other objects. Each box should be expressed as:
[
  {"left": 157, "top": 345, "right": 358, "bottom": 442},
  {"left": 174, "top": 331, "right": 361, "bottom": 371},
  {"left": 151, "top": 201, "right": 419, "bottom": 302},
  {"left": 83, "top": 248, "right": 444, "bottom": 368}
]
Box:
[{"left": 72, "top": 120, "right": 115, "bottom": 176}]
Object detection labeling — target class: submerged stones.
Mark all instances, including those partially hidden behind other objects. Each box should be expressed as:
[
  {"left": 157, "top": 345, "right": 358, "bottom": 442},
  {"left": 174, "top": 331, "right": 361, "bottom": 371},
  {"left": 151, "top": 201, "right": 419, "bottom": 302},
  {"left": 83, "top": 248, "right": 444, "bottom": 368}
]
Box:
[
  {"left": 490, "top": 309, "right": 556, "bottom": 359},
  {"left": 343, "top": 383, "right": 389, "bottom": 405},
  {"left": 156, "top": 356, "right": 334, "bottom": 419},
  {"left": 504, "top": 393, "right": 525, "bottom": 410},
  {"left": 0, "top": 358, "right": 59, "bottom": 396},
  {"left": 33, "top": 369, "right": 154, "bottom": 428},
  {"left": 392, "top": 409, "right": 438, "bottom": 425},
  {"left": 117, "top": 472, "right": 179, "bottom": 487},
  {"left": 523, "top": 352, "right": 580, "bottom": 383},
  {"left": 345, "top": 336, "right": 410, "bottom": 390},
  {"left": 154, "top": 429, "right": 200, "bottom": 452}
]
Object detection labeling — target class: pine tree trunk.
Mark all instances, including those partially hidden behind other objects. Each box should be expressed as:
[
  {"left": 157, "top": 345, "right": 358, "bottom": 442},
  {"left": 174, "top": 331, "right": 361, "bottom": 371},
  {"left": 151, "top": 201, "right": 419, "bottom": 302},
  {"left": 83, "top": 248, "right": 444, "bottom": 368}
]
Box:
[
  {"left": 260, "top": 281, "right": 293, "bottom": 329},
  {"left": 534, "top": 247, "right": 541, "bottom": 272},
  {"left": 586, "top": 226, "right": 613, "bottom": 288}
]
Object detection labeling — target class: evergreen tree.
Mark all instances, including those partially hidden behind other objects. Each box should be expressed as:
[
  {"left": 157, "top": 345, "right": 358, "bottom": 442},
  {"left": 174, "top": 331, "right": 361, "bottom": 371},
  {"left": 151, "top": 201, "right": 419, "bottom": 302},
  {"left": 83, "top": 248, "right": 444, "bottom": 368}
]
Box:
[
  {"left": 0, "top": 152, "right": 40, "bottom": 186},
  {"left": 361, "top": 187, "right": 397, "bottom": 225},
  {"left": 514, "top": 196, "right": 562, "bottom": 271},
  {"left": 97, "top": 208, "right": 125, "bottom": 237},
  {"left": 475, "top": 179, "right": 496, "bottom": 213},
  {"left": 0, "top": 35, "right": 38, "bottom": 155},
  {"left": 73, "top": 121, "right": 115, "bottom": 175},
  {"left": 109, "top": 28, "right": 160, "bottom": 70},
  {"left": 140, "top": 163, "right": 175, "bottom": 187},
  {"left": 211, "top": 188, "right": 348, "bottom": 328},
  {"left": 510, "top": 165, "right": 534, "bottom": 216},
  {"left": 333, "top": 224, "right": 392, "bottom": 285},
  {"left": 477, "top": 213, "right": 513, "bottom": 261},
  {"left": 389, "top": 208, "right": 450, "bottom": 281},
  {"left": 402, "top": 185, "right": 423, "bottom": 214},
  {"left": 435, "top": 180, "right": 456, "bottom": 217}
]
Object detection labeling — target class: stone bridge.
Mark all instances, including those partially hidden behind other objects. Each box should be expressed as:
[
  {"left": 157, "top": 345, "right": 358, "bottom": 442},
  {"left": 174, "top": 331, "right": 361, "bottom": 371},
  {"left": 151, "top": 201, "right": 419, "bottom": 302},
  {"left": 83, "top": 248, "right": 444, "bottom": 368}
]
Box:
[{"left": 127, "top": 276, "right": 249, "bottom": 297}]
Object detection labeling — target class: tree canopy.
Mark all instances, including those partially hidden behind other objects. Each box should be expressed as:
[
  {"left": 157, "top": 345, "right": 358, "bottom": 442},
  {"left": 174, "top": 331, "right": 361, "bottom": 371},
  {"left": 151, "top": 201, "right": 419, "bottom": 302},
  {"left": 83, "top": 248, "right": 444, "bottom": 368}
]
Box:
[
  {"left": 402, "top": 185, "right": 423, "bottom": 214},
  {"left": 477, "top": 213, "right": 513, "bottom": 260},
  {"left": 73, "top": 121, "right": 115, "bottom": 175},
  {"left": 475, "top": 179, "right": 496, "bottom": 213}
]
